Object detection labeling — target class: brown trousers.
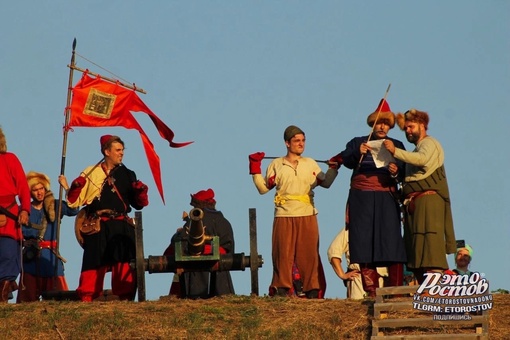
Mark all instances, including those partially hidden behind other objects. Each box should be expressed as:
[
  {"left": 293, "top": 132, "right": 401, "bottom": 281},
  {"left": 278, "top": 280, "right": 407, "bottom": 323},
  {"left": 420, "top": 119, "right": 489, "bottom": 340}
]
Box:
[{"left": 271, "top": 215, "right": 319, "bottom": 292}]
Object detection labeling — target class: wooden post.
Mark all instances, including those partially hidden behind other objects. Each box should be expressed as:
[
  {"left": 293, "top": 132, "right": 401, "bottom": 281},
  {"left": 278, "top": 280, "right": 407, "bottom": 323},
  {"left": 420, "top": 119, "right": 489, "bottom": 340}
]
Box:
[
  {"left": 249, "top": 208, "right": 259, "bottom": 296},
  {"left": 135, "top": 211, "right": 146, "bottom": 302},
  {"left": 54, "top": 38, "right": 77, "bottom": 286}
]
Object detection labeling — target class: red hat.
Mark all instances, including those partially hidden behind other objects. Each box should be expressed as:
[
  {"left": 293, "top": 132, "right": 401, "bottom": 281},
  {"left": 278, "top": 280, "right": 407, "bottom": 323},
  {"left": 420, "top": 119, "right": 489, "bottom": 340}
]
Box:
[
  {"left": 366, "top": 98, "right": 395, "bottom": 128},
  {"left": 191, "top": 188, "right": 216, "bottom": 204},
  {"left": 100, "top": 134, "right": 113, "bottom": 148}
]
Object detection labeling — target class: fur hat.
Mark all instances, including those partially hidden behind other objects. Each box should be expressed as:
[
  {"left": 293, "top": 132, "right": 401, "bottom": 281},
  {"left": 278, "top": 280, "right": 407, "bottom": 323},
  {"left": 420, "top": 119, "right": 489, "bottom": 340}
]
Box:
[
  {"left": 26, "top": 171, "right": 51, "bottom": 191},
  {"left": 283, "top": 125, "right": 305, "bottom": 141},
  {"left": 396, "top": 109, "right": 430, "bottom": 130},
  {"left": 366, "top": 99, "right": 395, "bottom": 128},
  {"left": 0, "top": 126, "right": 6, "bottom": 154}
]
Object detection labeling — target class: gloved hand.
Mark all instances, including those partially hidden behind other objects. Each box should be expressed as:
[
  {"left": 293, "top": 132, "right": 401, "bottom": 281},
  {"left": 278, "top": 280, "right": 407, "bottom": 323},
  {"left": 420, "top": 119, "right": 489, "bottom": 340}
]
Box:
[
  {"left": 67, "top": 176, "right": 86, "bottom": 203},
  {"left": 328, "top": 154, "right": 343, "bottom": 170},
  {"left": 132, "top": 180, "right": 149, "bottom": 207},
  {"left": 43, "top": 190, "right": 56, "bottom": 222},
  {"left": 249, "top": 152, "right": 265, "bottom": 175}
]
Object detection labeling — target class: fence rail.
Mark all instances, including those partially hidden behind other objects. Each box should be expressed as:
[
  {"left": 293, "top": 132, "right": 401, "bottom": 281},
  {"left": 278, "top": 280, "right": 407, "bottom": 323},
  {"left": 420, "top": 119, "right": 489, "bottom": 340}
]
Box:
[{"left": 371, "top": 285, "right": 489, "bottom": 340}]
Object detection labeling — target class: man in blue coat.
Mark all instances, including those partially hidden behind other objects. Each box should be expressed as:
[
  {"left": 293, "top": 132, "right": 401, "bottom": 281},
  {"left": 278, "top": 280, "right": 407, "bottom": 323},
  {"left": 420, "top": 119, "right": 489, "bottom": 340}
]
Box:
[
  {"left": 330, "top": 99, "right": 407, "bottom": 297},
  {"left": 17, "top": 171, "right": 79, "bottom": 302}
]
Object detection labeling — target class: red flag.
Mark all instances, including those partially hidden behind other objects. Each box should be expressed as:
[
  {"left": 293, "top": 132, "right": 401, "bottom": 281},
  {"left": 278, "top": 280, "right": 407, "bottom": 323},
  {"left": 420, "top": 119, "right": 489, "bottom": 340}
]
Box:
[{"left": 68, "top": 73, "right": 193, "bottom": 203}]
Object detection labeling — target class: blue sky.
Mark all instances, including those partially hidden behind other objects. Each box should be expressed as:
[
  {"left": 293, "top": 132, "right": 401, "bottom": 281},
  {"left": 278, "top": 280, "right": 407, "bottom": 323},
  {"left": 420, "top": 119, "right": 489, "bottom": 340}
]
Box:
[{"left": 1, "top": 1, "right": 508, "bottom": 301}]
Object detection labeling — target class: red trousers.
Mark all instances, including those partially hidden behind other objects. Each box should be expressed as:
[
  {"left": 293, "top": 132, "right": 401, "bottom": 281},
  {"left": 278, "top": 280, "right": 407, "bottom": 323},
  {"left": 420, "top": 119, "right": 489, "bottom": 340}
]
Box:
[
  {"left": 17, "top": 273, "right": 68, "bottom": 302},
  {"left": 271, "top": 215, "right": 320, "bottom": 292},
  {"left": 77, "top": 262, "right": 136, "bottom": 302}
]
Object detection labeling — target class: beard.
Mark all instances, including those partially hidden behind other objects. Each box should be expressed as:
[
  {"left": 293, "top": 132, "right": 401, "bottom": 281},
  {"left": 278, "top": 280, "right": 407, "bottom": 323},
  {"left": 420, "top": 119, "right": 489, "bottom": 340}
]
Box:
[{"left": 406, "top": 128, "right": 421, "bottom": 143}]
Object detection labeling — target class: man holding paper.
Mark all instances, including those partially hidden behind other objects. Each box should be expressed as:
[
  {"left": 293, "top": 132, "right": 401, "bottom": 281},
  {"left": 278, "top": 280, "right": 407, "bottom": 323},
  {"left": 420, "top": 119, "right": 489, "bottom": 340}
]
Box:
[
  {"left": 383, "top": 109, "right": 456, "bottom": 284},
  {"left": 329, "top": 99, "right": 406, "bottom": 297}
]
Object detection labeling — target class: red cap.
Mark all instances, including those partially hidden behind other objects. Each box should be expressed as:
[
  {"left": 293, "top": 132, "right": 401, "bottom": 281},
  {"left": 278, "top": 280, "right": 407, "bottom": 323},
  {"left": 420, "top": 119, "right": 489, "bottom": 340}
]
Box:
[
  {"left": 375, "top": 98, "right": 391, "bottom": 113},
  {"left": 100, "top": 135, "right": 113, "bottom": 148},
  {"left": 367, "top": 98, "right": 395, "bottom": 128},
  {"left": 191, "top": 188, "right": 216, "bottom": 203}
]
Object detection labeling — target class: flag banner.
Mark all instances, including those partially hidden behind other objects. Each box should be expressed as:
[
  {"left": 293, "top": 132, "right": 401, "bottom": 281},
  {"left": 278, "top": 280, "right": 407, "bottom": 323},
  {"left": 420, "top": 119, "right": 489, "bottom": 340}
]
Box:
[{"left": 68, "top": 72, "right": 193, "bottom": 203}]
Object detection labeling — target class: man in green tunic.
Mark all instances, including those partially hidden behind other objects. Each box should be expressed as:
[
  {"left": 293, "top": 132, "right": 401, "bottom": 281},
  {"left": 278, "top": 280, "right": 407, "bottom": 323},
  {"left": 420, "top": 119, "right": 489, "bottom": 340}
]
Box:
[{"left": 383, "top": 109, "right": 456, "bottom": 284}]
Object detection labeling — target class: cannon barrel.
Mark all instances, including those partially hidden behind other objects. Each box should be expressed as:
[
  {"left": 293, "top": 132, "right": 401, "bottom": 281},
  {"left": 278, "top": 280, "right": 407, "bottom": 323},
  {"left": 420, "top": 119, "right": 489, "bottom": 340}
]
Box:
[
  {"left": 187, "top": 208, "right": 210, "bottom": 255},
  {"left": 138, "top": 253, "right": 263, "bottom": 274}
]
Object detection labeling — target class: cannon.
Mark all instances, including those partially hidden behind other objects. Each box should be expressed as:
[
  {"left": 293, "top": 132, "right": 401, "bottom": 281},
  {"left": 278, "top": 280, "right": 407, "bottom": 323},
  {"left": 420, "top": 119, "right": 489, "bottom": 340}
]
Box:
[
  {"left": 186, "top": 207, "right": 210, "bottom": 256},
  {"left": 42, "top": 208, "right": 263, "bottom": 302},
  {"left": 132, "top": 208, "right": 264, "bottom": 301}
]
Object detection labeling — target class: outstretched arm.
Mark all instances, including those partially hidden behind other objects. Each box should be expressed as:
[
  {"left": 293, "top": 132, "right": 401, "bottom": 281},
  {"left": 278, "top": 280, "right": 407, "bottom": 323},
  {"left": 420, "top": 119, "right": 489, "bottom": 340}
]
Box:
[
  {"left": 249, "top": 152, "right": 275, "bottom": 194},
  {"left": 317, "top": 168, "right": 338, "bottom": 188}
]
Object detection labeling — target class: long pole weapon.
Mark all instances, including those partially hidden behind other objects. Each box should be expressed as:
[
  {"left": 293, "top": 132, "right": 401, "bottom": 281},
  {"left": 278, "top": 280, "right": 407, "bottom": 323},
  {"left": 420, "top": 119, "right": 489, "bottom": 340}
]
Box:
[
  {"left": 53, "top": 38, "right": 77, "bottom": 286},
  {"left": 357, "top": 83, "right": 392, "bottom": 168},
  {"left": 263, "top": 156, "right": 329, "bottom": 164}
]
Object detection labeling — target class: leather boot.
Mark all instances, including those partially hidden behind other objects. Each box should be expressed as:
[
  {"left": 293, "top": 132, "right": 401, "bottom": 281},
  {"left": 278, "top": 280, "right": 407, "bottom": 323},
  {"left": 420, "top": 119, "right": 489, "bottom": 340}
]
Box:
[
  {"left": 305, "top": 289, "right": 319, "bottom": 299},
  {"left": 387, "top": 263, "right": 404, "bottom": 298},
  {"left": 388, "top": 263, "right": 404, "bottom": 287},
  {"left": 275, "top": 287, "right": 289, "bottom": 297},
  {"left": 413, "top": 268, "right": 426, "bottom": 284},
  {"left": 1, "top": 281, "right": 12, "bottom": 303},
  {"left": 360, "top": 265, "right": 379, "bottom": 298}
]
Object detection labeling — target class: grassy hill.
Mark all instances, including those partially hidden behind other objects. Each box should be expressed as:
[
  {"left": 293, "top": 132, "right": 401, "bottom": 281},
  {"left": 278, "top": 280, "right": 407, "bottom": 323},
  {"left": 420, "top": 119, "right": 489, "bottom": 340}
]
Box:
[{"left": 1, "top": 293, "right": 508, "bottom": 339}]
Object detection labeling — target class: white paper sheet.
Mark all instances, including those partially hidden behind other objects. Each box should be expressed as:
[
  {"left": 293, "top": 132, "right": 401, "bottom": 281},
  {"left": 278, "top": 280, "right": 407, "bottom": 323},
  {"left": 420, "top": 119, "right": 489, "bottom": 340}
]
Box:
[{"left": 367, "top": 139, "right": 395, "bottom": 168}]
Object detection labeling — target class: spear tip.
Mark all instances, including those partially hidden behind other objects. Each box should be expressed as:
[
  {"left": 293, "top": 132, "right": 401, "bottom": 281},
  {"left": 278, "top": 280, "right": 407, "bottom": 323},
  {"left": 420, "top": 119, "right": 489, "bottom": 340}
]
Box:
[{"left": 72, "top": 38, "right": 77, "bottom": 50}]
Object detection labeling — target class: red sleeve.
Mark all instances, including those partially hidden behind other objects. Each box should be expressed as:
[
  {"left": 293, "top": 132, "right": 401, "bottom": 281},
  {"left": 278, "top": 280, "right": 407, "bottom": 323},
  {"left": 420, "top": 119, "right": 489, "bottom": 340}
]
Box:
[{"left": 3, "top": 153, "right": 31, "bottom": 212}]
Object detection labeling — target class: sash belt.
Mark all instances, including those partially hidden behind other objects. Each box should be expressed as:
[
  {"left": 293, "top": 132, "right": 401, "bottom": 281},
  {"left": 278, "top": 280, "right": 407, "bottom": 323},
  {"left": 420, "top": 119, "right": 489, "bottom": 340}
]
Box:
[
  {"left": 39, "top": 240, "right": 57, "bottom": 249},
  {"left": 404, "top": 190, "right": 437, "bottom": 215}
]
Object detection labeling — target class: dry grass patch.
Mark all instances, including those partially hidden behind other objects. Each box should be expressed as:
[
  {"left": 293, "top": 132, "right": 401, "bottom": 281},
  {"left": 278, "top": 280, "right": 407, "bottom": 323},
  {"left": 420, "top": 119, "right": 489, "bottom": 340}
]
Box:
[{"left": 0, "top": 293, "right": 507, "bottom": 339}]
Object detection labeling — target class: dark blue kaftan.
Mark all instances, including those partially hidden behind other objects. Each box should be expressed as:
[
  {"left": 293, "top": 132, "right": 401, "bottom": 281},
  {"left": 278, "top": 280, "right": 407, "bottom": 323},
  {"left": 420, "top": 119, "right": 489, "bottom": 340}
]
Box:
[
  {"left": 340, "top": 135, "right": 407, "bottom": 265},
  {"left": 22, "top": 201, "right": 79, "bottom": 277}
]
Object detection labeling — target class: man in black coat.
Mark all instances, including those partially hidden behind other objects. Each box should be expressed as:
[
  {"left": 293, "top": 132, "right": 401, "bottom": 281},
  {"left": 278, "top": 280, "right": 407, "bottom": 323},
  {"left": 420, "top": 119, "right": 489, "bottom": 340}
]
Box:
[{"left": 166, "top": 189, "right": 235, "bottom": 299}]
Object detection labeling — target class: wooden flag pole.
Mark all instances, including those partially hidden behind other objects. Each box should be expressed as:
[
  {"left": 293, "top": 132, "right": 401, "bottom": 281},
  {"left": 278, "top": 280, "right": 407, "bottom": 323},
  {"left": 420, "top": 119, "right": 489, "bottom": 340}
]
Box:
[
  {"left": 366, "top": 83, "right": 392, "bottom": 143},
  {"left": 53, "top": 38, "right": 77, "bottom": 287},
  {"left": 357, "top": 83, "right": 392, "bottom": 167}
]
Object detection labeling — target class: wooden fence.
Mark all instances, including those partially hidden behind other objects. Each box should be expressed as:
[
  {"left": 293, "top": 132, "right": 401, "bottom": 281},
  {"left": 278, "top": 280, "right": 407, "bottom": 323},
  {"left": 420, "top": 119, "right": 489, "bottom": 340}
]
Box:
[{"left": 371, "top": 285, "right": 489, "bottom": 340}]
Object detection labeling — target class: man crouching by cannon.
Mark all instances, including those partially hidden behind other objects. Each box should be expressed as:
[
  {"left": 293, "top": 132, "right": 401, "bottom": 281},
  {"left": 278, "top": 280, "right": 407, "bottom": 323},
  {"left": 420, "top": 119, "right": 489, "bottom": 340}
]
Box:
[{"left": 164, "top": 189, "right": 235, "bottom": 299}]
